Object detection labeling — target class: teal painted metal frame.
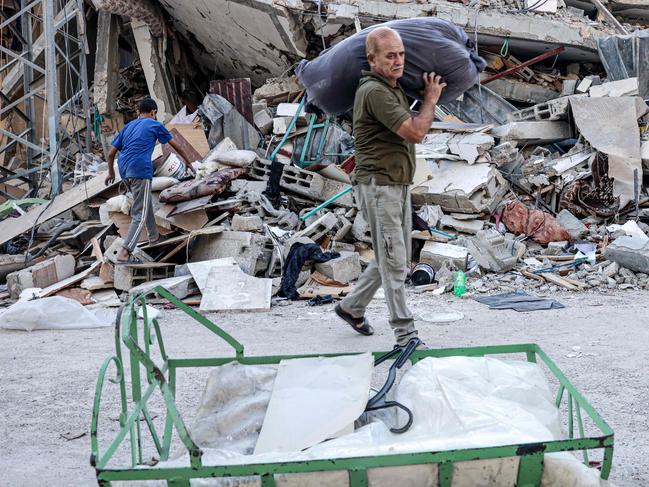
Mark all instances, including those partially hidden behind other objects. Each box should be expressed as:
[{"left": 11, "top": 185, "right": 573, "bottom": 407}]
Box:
[{"left": 91, "top": 287, "right": 614, "bottom": 486}]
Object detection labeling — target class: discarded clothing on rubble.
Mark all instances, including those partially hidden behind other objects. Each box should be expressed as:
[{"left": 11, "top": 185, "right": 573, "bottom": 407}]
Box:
[
  {"left": 159, "top": 168, "right": 249, "bottom": 203},
  {"left": 279, "top": 243, "right": 340, "bottom": 300},
  {"left": 295, "top": 17, "right": 486, "bottom": 115},
  {"left": 501, "top": 200, "right": 572, "bottom": 245},
  {"left": 475, "top": 290, "right": 565, "bottom": 312}
]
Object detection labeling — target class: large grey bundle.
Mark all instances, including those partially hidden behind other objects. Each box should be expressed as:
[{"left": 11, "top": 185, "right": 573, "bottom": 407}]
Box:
[{"left": 295, "top": 17, "right": 487, "bottom": 115}]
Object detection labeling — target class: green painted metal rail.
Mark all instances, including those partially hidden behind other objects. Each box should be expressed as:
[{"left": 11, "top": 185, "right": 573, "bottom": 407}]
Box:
[{"left": 91, "top": 287, "right": 614, "bottom": 486}]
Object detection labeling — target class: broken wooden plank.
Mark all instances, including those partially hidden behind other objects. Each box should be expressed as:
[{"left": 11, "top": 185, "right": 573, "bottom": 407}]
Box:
[
  {"left": 0, "top": 172, "right": 119, "bottom": 246},
  {"left": 541, "top": 273, "right": 578, "bottom": 290},
  {"left": 39, "top": 261, "right": 101, "bottom": 297}
]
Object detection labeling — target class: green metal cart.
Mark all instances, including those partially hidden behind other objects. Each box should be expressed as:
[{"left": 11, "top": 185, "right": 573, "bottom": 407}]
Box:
[{"left": 91, "top": 287, "right": 614, "bottom": 486}]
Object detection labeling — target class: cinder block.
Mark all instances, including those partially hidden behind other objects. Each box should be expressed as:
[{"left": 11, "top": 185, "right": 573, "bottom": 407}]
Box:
[
  {"left": 6, "top": 254, "right": 76, "bottom": 299},
  {"left": 128, "top": 275, "right": 198, "bottom": 299},
  {"left": 113, "top": 263, "right": 176, "bottom": 291},
  {"left": 248, "top": 159, "right": 353, "bottom": 207},
  {"left": 254, "top": 109, "right": 273, "bottom": 135},
  {"left": 294, "top": 212, "right": 338, "bottom": 242},
  {"left": 315, "top": 251, "right": 361, "bottom": 284}
]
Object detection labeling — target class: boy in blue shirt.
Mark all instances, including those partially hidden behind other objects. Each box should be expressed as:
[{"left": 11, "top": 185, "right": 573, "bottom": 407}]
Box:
[{"left": 105, "top": 98, "right": 193, "bottom": 263}]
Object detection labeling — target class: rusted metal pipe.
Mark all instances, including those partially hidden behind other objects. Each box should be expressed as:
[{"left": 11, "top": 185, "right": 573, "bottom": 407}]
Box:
[{"left": 481, "top": 46, "right": 565, "bottom": 85}]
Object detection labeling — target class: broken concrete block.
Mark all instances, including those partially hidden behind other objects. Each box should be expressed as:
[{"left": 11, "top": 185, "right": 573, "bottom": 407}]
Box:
[
  {"left": 419, "top": 241, "right": 468, "bottom": 271},
  {"left": 589, "top": 78, "right": 639, "bottom": 98},
  {"left": 351, "top": 212, "right": 373, "bottom": 243},
  {"left": 294, "top": 212, "right": 338, "bottom": 242},
  {"left": 490, "top": 142, "right": 519, "bottom": 166},
  {"left": 546, "top": 241, "right": 568, "bottom": 255},
  {"left": 314, "top": 251, "right": 361, "bottom": 285},
  {"left": 128, "top": 275, "right": 198, "bottom": 300},
  {"left": 411, "top": 161, "right": 509, "bottom": 214},
  {"left": 199, "top": 259, "right": 272, "bottom": 312},
  {"left": 491, "top": 121, "right": 572, "bottom": 146},
  {"left": 189, "top": 231, "right": 272, "bottom": 276},
  {"left": 604, "top": 235, "right": 649, "bottom": 274},
  {"left": 576, "top": 78, "right": 593, "bottom": 93},
  {"left": 276, "top": 102, "right": 307, "bottom": 119},
  {"left": 104, "top": 237, "right": 154, "bottom": 265},
  {"left": 557, "top": 209, "right": 588, "bottom": 239},
  {"left": 230, "top": 179, "right": 267, "bottom": 195},
  {"left": 602, "top": 261, "right": 619, "bottom": 278},
  {"left": 231, "top": 214, "right": 264, "bottom": 232},
  {"left": 440, "top": 215, "right": 484, "bottom": 235},
  {"left": 562, "top": 80, "right": 578, "bottom": 96},
  {"left": 487, "top": 78, "right": 560, "bottom": 105},
  {"left": 273, "top": 117, "right": 296, "bottom": 135},
  {"left": 254, "top": 109, "right": 273, "bottom": 135},
  {"left": 6, "top": 254, "right": 76, "bottom": 299},
  {"left": 466, "top": 229, "right": 524, "bottom": 273},
  {"left": 446, "top": 132, "right": 494, "bottom": 164}
]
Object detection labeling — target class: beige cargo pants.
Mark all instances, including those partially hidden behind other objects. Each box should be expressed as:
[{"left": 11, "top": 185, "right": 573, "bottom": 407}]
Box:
[{"left": 341, "top": 179, "right": 418, "bottom": 346}]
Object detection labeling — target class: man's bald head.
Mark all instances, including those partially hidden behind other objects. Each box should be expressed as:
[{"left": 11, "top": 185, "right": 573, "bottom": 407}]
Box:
[
  {"left": 365, "top": 26, "right": 405, "bottom": 86},
  {"left": 365, "top": 27, "right": 402, "bottom": 57}
]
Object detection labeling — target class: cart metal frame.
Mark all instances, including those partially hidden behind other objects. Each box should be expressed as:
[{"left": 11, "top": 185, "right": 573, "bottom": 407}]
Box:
[{"left": 91, "top": 287, "right": 614, "bottom": 486}]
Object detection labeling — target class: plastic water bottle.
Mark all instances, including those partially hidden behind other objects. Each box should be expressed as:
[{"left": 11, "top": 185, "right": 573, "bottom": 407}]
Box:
[{"left": 453, "top": 271, "right": 467, "bottom": 297}]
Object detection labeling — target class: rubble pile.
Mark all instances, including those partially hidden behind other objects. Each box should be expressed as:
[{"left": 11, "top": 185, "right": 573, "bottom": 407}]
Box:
[
  {"left": 2, "top": 0, "right": 649, "bottom": 314},
  {"left": 3, "top": 57, "right": 649, "bottom": 313}
]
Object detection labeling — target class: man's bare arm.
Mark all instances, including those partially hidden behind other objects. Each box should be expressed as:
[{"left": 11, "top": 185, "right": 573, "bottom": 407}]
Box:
[
  {"left": 167, "top": 139, "right": 194, "bottom": 170},
  {"left": 105, "top": 146, "right": 118, "bottom": 186},
  {"left": 396, "top": 73, "right": 447, "bottom": 144}
]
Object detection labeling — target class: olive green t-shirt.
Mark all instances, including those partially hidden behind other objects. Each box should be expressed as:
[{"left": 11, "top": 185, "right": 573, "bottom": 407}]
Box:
[{"left": 352, "top": 71, "right": 416, "bottom": 185}]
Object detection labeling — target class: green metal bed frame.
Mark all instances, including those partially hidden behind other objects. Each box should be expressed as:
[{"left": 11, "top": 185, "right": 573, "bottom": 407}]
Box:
[{"left": 91, "top": 287, "right": 614, "bottom": 486}]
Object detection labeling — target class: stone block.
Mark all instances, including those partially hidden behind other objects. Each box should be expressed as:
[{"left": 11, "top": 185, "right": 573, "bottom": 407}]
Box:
[
  {"left": 556, "top": 209, "right": 587, "bottom": 239},
  {"left": 351, "top": 212, "right": 372, "bottom": 243},
  {"left": 231, "top": 214, "right": 264, "bottom": 232},
  {"left": 314, "top": 252, "right": 361, "bottom": 284},
  {"left": 128, "top": 275, "right": 198, "bottom": 300},
  {"left": 419, "top": 241, "right": 468, "bottom": 271},
  {"left": 589, "top": 78, "right": 639, "bottom": 98},
  {"left": 273, "top": 117, "right": 296, "bottom": 135},
  {"left": 333, "top": 215, "right": 352, "bottom": 241},
  {"left": 466, "top": 229, "right": 525, "bottom": 273},
  {"left": 491, "top": 121, "right": 572, "bottom": 146},
  {"left": 189, "top": 231, "right": 272, "bottom": 276},
  {"left": 604, "top": 236, "right": 649, "bottom": 274},
  {"left": 6, "top": 254, "right": 76, "bottom": 299},
  {"left": 254, "top": 109, "right": 273, "bottom": 135},
  {"left": 440, "top": 215, "right": 484, "bottom": 235},
  {"left": 411, "top": 162, "right": 509, "bottom": 214}
]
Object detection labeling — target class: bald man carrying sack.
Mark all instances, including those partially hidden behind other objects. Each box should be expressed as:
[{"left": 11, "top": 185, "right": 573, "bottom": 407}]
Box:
[{"left": 334, "top": 27, "right": 446, "bottom": 348}]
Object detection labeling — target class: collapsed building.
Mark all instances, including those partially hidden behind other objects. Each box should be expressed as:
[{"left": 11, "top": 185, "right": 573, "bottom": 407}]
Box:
[{"left": 2, "top": 0, "right": 649, "bottom": 313}]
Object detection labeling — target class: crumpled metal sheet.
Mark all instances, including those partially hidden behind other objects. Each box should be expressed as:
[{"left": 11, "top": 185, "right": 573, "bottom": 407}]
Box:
[{"left": 569, "top": 96, "right": 643, "bottom": 208}]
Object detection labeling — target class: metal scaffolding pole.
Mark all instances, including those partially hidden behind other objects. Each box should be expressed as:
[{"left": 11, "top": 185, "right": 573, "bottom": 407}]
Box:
[{"left": 0, "top": 0, "right": 91, "bottom": 197}]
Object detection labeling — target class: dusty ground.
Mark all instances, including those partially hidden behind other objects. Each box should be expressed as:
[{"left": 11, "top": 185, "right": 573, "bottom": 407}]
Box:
[{"left": 1, "top": 288, "right": 647, "bottom": 486}]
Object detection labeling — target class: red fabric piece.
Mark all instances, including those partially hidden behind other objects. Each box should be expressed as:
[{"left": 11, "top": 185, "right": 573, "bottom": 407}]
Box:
[{"left": 502, "top": 200, "right": 572, "bottom": 245}]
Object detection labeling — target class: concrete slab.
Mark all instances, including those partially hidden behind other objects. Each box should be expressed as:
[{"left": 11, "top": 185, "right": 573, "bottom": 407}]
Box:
[
  {"left": 200, "top": 261, "right": 272, "bottom": 312},
  {"left": 491, "top": 121, "right": 572, "bottom": 145}
]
